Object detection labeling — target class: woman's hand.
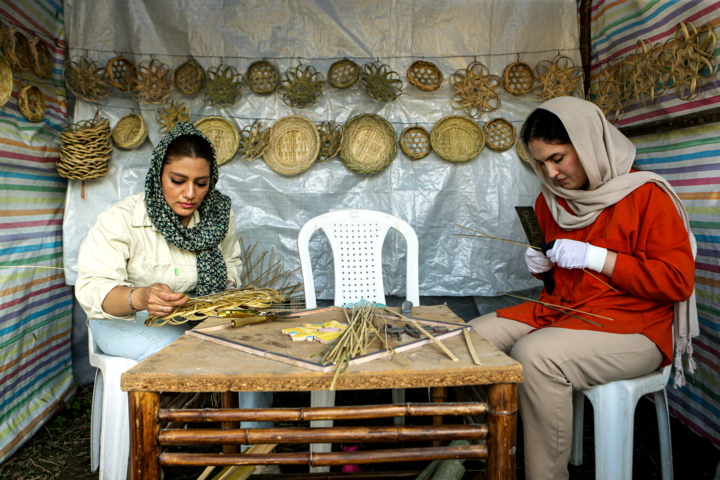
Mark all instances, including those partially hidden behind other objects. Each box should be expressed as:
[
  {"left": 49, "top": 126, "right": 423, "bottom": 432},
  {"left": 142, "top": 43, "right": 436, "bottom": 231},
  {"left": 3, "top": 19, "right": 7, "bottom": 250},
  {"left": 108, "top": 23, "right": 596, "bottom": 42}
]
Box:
[
  {"left": 546, "top": 239, "right": 611, "bottom": 274},
  {"left": 525, "top": 248, "right": 553, "bottom": 274},
  {"left": 134, "top": 283, "right": 188, "bottom": 317}
]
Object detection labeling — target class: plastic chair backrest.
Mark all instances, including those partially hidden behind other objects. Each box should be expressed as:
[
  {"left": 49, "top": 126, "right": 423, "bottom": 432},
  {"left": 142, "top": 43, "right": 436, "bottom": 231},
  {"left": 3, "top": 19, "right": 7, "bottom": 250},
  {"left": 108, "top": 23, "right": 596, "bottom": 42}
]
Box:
[{"left": 298, "top": 209, "right": 420, "bottom": 309}]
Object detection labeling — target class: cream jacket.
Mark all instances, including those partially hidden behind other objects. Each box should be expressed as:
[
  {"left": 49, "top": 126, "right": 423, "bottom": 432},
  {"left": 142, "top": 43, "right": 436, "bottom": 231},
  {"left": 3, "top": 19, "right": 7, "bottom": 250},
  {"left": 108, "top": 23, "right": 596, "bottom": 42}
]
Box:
[{"left": 75, "top": 192, "right": 242, "bottom": 322}]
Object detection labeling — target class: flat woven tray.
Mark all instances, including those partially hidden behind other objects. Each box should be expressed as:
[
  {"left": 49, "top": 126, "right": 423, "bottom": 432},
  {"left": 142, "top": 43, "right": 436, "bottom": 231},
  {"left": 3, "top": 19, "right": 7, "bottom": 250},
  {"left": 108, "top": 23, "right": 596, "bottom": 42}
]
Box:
[
  {"left": 112, "top": 114, "right": 148, "bottom": 149},
  {"left": 400, "top": 126, "right": 431, "bottom": 160},
  {"left": 340, "top": 114, "right": 398, "bottom": 174},
  {"left": 263, "top": 115, "right": 320, "bottom": 176},
  {"left": 430, "top": 115, "right": 485, "bottom": 162},
  {"left": 195, "top": 116, "right": 240, "bottom": 166},
  {"left": 0, "top": 54, "right": 11, "bottom": 107},
  {"left": 483, "top": 118, "right": 516, "bottom": 152}
]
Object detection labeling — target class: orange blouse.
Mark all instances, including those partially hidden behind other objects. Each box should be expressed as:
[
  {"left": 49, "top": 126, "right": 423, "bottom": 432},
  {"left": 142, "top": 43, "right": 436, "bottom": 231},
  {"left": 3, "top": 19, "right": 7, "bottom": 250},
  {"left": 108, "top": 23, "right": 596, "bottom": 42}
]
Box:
[{"left": 497, "top": 182, "right": 694, "bottom": 365}]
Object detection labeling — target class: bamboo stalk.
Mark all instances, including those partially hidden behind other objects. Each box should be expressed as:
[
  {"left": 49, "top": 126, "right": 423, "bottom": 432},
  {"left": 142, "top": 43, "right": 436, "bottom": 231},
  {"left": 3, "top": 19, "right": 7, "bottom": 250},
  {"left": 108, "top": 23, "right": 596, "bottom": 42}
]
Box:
[{"left": 383, "top": 308, "right": 458, "bottom": 362}]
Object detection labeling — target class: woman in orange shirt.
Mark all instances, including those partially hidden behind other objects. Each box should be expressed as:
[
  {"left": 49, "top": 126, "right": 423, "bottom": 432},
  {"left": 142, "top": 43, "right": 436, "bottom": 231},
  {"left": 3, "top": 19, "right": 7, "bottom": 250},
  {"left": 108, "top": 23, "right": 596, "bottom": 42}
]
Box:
[{"left": 469, "top": 97, "right": 697, "bottom": 480}]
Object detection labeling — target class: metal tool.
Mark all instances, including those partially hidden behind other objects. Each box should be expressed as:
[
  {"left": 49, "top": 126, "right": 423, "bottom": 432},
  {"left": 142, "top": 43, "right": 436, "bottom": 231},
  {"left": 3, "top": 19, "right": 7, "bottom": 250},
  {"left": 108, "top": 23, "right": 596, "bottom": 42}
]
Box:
[
  {"left": 515, "top": 206, "right": 556, "bottom": 294},
  {"left": 230, "top": 313, "right": 276, "bottom": 329},
  {"left": 401, "top": 300, "right": 413, "bottom": 316}
]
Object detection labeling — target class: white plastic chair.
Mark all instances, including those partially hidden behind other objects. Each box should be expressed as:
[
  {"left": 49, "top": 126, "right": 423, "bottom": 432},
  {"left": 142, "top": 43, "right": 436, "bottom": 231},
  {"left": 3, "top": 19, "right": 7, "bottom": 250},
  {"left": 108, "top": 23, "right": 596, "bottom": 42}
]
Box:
[
  {"left": 298, "top": 209, "right": 420, "bottom": 472},
  {"left": 88, "top": 327, "right": 137, "bottom": 480}
]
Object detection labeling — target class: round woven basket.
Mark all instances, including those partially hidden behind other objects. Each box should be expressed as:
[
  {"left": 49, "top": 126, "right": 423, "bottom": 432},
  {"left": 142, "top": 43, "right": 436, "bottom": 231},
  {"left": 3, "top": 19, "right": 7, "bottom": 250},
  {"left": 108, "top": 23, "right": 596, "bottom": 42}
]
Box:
[
  {"left": 112, "top": 114, "right": 148, "bottom": 149},
  {"left": 407, "top": 60, "right": 443, "bottom": 92},
  {"left": 58, "top": 118, "right": 113, "bottom": 180},
  {"left": 238, "top": 121, "right": 271, "bottom": 161},
  {"left": 130, "top": 59, "right": 174, "bottom": 104},
  {"left": 0, "top": 54, "right": 12, "bottom": 107},
  {"left": 483, "top": 118, "right": 516, "bottom": 152},
  {"left": 327, "top": 58, "right": 360, "bottom": 89},
  {"left": 400, "top": 126, "right": 432, "bottom": 160},
  {"left": 246, "top": 60, "right": 279, "bottom": 94},
  {"left": 156, "top": 99, "right": 191, "bottom": 134},
  {"left": 316, "top": 121, "right": 343, "bottom": 161},
  {"left": 175, "top": 59, "right": 205, "bottom": 95},
  {"left": 201, "top": 64, "right": 245, "bottom": 108},
  {"left": 262, "top": 116, "right": 320, "bottom": 176},
  {"left": 340, "top": 114, "right": 398, "bottom": 174},
  {"left": 360, "top": 61, "right": 403, "bottom": 102},
  {"left": 63, "top": 56, "right": 113, "bottom": 103},
  {"left": 18, "top": 85, "right": 45, "bottom": 122},
  {"left": 502, "top": 62, "right": 534, "bottom": 96},
  {"left": 106, "top": 56, "right": 137, "bottom": 91},
  {"left": 516, "top": 138, "right": 530, "bottom": 163},
  {"left": 430, "top": 115, "right": 485, "bottom": 163},
  {"left": 278, "top": 64, "right": 325, "bottom": 108},
  {"left": 3, "top": 28, "right": 30, "bottom": 73},
  {"left": 195, "top": 116, "right": 240, "bottom": 166},
  {"left": 29, "top": 37, "right": 53, "bottom": 80}
]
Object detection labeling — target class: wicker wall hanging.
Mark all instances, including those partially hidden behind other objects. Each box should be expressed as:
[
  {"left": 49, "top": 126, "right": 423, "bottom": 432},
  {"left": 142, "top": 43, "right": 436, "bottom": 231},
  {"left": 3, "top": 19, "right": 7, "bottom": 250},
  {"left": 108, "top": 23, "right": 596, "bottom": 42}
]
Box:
[
  {"left": 29, "top": 37, "right": 53, "bottom": 80},
  {"left": 106, "top": 56, "right": 137, "bottom": 91},
  {"left": 195, "top": 116, "right": 240, "bottom": 166},
  {"left": 201, "top": 64, "right": 245, "bottom": 108},
  {"left": 4, "top": 28, "right": 31, "bottom": 73},
  {"left": 664, "top": 22, "right": 718, "bottom": 101},
  {"left": 246, "top": 60, "right": 279, "bottom": 94},
  {"left": 586, "top": 64, "right": 627, "bottom": 123},
  {"left": 339, "top": 114, "right": 398, "bottom": 174},
  {"left": 0, "top": 55, "right": 11, "bottom": 107},
  {"left": 407, "top": 60, "right": 443, "bottom": 92},
  {"left": 360, "top": 61, "right": 403, "bottom": 102},
  {"left": 483, "top": 118, "right": 516, "bottom": 152},
  {"left": 316, "top": 121, "right": 343, "bottom": 162},
  {"left": 503, "top": 62, "right": 534, "bottom": 96},
  {"left": 623, "top": 40, "right": 665, "bottom": 109},
  {"left": 130, "top": 59, "right": 174, "bottom": 104},
  {"left": 430, "top": 115, "right": 485, "bottom": 163},
  {"left": 174, "top": 58, "right": 205, "bottom": 95},
  {"left": 112, "top": 114, "right": 148, "bottom": 149},
  {"left": 449, "top": 61, "right": 501, "bottom": 118},
  {"left": 156, "top": 99, "right": 191, "bottom": 134},
  {"left": 238, "top": 121, "right": 271, "bottom": 161},
  {"left": 399, "top": 126, "right": 431, "bottom": 160},
  {"left": 263, "top": 116, "right": 320, "bottom": 175},
  {"left": 278, "top": 64, "right": 325, "bottom": 109},
  {"left": 516, "top": 138, "right": 530, "bottom": 163},
  {"left": 327, "top": 58, "right": 360, "bottom": 89},
  {"left": 18, "top": 85, "right": 45, "bottom": 123},
  {"left": 63, "top": 56, "right": 112, "bottom": 103},
  {"left": 58, "top": 118, "right": 113, "bottom": 181},
  {"left": 532, "top": 54, "right": 584, "bottom": 101}
]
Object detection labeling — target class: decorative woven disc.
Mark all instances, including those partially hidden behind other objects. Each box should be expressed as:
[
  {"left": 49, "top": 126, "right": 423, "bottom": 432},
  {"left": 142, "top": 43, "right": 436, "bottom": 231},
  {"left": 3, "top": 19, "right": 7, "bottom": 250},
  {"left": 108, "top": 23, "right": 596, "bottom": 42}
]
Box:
[
  {"left": 29, "top": 37, "right": 53, "bottom": 80},
  {"left": 586, "top": 64, "right": 627, "bottom": 123},
  {"left": 58, "top": 118, "right": 112, "bottom": 181},
  {"left": 195, "top": 116, "right": 240, "bottom": 166},
  {"left": 278, "top": 64, "right": 325, "bottom": 109},
  {"left": 483, "top": 118, "right": 516, "bottom": 152},
  {"left": 327, "top": 58, "right": 360, "bottom": 89},
  {"left": 663, "top": 22, "right": 718, "bottom": 102},
  {"left": 0, "top": 54, "right": 12, "bottom": 107},
  {"left": 532, "top": 54, "right": 584, "bottom": 101},
  {"left": 201, "top": 64, "right": 245, "bottom": 108},
  {"left": 156, "top": 99, "right": 191, "bottom": 134},
  {"left": 430, "top": 115, "right": 485, "bottom": 163},
  {"left": 449, "top": 61, "right": 501, "bottom": 118},
  {"left": 112, "top": 114, "right": 148, "bottom": 149},
  {"left": 130, "top": 59, "right": 174, "bottom": 104},
  {"left": 407, "top": 60, "right": 443, "bottom": 92},
  {"left": 238, "top": 121, "right": 271, "bottom": 161},
  {"left": 18, "top": 85, "right": 45, "bottom": 123},
  {"left": 340, "top": 114, "right": 398, "bottom": 174},
  {"left": 400, "top": 126, "right": 431, "bottom": 160},
  {"left": 263, "top": 116, "right": 320, "bottom": 176},
  {"left": 105, "top": 56, "right": 137, "bottom": 92},
  {"left": 516, "top": 138, "right": 530, "bottom": 163},
  {"left": 246, "top": 60, "right": 279, "bottom": 95},
  {"left": 175, "top": 59, "right": 205, "bottom": 95},
  {"left": 3, "top": 28, "right": 30, "bottom": 73},
  {"left": 316, "top": 121, "right": 343, "bottom": 161},
  {"left": 503, "top": 62, "right": 534, "bottom": 96},
  {"left": 360, "top": 61, "right": 403, "bottom": 102},
  {"left": 63, "top": 56, "right": 112, "bottom": 103}
]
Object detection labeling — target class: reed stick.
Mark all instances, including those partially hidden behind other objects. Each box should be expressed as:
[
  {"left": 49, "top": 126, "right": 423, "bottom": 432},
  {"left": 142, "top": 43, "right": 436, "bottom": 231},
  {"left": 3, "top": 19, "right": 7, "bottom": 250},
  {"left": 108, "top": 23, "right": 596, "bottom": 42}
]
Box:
[
  {"left": 498, "top": 292, "right": 606, "bottom": 327},
  {"left": 383, "top": 308, "right": 458, "bottom": 362},
  {"left": 463, "top": 328, "right": 481, "bottom": 365},
  {"left": 498, "top": 291, "right": 613, "bottom": 320}
]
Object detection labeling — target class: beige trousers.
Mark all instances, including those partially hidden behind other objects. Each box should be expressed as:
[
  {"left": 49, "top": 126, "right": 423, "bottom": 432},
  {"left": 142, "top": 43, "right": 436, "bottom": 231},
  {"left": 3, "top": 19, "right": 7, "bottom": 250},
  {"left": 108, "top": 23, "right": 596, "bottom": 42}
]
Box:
[{"left": 468, "top": 312, "right": 663, "bottom": 480}]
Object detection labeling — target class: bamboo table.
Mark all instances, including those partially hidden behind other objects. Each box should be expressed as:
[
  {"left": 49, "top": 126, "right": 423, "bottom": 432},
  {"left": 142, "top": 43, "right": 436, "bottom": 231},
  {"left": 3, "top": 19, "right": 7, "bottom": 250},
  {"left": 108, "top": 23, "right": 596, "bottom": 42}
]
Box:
[{"left": 121, "top": 305, "right": 523, "bottom": 480}]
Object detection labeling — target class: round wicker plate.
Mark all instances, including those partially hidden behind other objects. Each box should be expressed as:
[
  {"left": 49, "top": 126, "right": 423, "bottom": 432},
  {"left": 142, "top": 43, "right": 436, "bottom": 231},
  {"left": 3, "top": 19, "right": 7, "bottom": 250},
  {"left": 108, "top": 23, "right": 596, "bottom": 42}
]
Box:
[
  {"left": 502, "top": 62, "right": 534, "bottom": 96},
  {"left": 113, "top": 114, "right": 148, "bottom": 149},
  {"left": 263, "top": 116, "right": 320, "bottom": 176},
  {"left": 0, "top": 54, "right": 12, "bottom": 107},
  {"left": 340, "top": 114, "right": 398, "bottom": 174},
  {"left": 327, "top": 58, "right": 360, "bottom": 89},
  {"left": 430, "top": 115, "right": 485, "bottom": 162},
  {"left": 400, "top": 126, "right": 431, "bottom": 160},
  {"left": 195, "top": 116, "right": 240, "bottom": 166},
  {"left": 106, "top": 56, "right": 137, "bottom": 91},
  {"left": 483, "top": 118, "right": 516, "bottom": 152},
  {"left": 246, "top": 60, "right": 279, "bottom": 94},
  {"left": 407, "top": 60, "right": 443, "bottom": 92}
]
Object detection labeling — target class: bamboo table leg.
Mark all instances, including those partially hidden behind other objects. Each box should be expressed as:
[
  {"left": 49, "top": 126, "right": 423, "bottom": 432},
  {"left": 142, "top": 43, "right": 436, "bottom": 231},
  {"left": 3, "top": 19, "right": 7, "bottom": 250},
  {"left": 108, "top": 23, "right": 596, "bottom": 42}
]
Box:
[
  {"left": 129, "top": 391, "right": 161, "bottom": 480},
  {"left": 221, "top": 391, "right": 241, "bottom": 454},
  {"left": 486, "top": 383, "right": 518, "bottom": 480},
  {"left": 429, "top": 386, "right": 447, "bottom": 447}
]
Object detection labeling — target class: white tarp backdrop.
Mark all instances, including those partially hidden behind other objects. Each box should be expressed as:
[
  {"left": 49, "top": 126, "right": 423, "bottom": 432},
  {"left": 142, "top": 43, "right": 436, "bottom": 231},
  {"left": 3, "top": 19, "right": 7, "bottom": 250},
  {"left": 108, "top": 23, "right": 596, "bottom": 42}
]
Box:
[{"left": 63, "top": 0, "right": 579, "bottom": 298}]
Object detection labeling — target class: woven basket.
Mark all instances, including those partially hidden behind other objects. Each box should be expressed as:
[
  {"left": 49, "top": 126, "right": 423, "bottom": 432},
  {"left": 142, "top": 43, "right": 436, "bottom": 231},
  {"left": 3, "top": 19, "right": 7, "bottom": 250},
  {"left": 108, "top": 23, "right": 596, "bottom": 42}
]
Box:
[
  {"left": 238, "top": 121, "right": 271, "bottom": 161},
  {"left": 263, "top": 116, "right": 320, "bottom": 175},
  {"left": 340, "top": 114, "right": 398, "bottom": 174},
  {"left": 63, "top": 56, "right": 113, "bottom": 103},
  {"left": 112, "top": 114, "right": 148, "bottom": 149},
  {"left": 0, "top": 54, "right": 12, "bottom": 107},
  {"left": 195, "top": 116, "right": 240, "bottom": 166},
  {"left": 202, "top": 64, "right": 245, "bottom": 108},
  {"left": 18, "top": 85, "right": 45, "bottom": 123},
  {"left": 360, "top": 61, "right": 403, "bottom": 102},
  {"left": 450, "top": 61, "right": 501, "bottom": 118},
  {"left": 400, "top": 126, "right": 431, "bottom": 160},
  {"left": 156, "top": 99, "right": 191, "bottom": 134},
  {"left": 430, "top": 115, "right": 485, "bottom": 163},
  {"left": 407, "top": 60, "right": 443, "bottom": 92},
  {"left": 483, "top": 118, "right": 516, "bottom": 152},
  {"left": 279, "top": 64, "right": 325, "bottom": 108},
  {"left": 316, "top": 121, "right": 343, "bottom": 161},
  {"left": 502, "top": 62, "right": 534, "bottom": 96},
  {"left": 130, "top": 59, "right": 174, "bottom": 104},
  {"left": 532, "top": 54, "right": 584, "bottom": 101},
  {"left": 3, "top": 28, "right": 30, "bottom": 73},
  {"left": 516, "top": 138, "right": 530, "bottom": 163},
  {"left": 58, "top": 118, "right": 113, "bottom": 180},
  {"left": 246, "top": 60, "right": 279, "bottom": 94},
  {"left": 327, "top": 58, "right": 360, "bottom": 89},
  {"left": 106, "top": 56, "right": 137, "bottom": 91},
  {"left": 29, "top": 37, "right": 53, "bottom": 80},
  {"left": 175, "top": 59, "right": 205, "bottom": 95}
]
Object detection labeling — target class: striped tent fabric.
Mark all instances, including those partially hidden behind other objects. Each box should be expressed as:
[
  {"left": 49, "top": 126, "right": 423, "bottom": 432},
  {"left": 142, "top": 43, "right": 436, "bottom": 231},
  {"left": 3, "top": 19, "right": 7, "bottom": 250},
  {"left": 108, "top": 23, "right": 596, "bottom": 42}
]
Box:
[
  {"left": 590, "top": 1, "right": 720, "bottom": 448},
  {"left": 0, "top": 0, "right": 74, "bottom": 464}
]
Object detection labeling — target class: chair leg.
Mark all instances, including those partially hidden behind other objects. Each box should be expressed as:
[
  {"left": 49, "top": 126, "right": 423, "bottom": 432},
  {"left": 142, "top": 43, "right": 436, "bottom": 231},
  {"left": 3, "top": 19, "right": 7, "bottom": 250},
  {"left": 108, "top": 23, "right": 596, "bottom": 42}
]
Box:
[
  {"left": 99, "top": 366, "right": 130, "bottom": 480},
  {"left": 90, "top": 369, "right": 103, "bottom": 473},
  {"left": 310, "top": 390, "right": 336, "bottom": 473},
  {"left": 653, "top": 390, "right": 674, "bottom": 480},
  {"left": 391, "top": 388, "right": 405, "bottom": 426},
  {"left": 569, "top": 390, "right": 585, "bottom": 466}
]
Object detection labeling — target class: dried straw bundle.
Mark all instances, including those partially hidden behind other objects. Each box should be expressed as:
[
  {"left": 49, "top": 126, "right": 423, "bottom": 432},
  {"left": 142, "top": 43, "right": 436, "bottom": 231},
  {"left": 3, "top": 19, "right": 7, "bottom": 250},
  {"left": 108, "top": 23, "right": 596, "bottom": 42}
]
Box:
[
  {"left": 130, "top": 59, "right": 174, "bottom": 104},
  {"left": 155, "top": 98, "right": 191, "bottom": 134},
  {"left": 29, "top": 37, "right": 53, "bottom": 80},
  {"left": 3, "top": 28, "right": 30, "bottom": 73},
  {"left": 263, "top": 115, "right": 320, "bottom": 175},
  {"left": 449, "top": 61, "right": 501, "bottom": 118},
  {"left": 246, "top": 60, "right": 279, "bottom": 94},
  {"left": 316, "top": 121, "right": 343, "bottom": 162},
  {"left": 278, "top": 64, "right": 325, "bottom": 108},
  {"left": 112, "top": 114, "right": 148, "bottom": 149},
  {"left": 18, "top": 85, "right": 45, "bottom": 123},
  {"left": 430, "top": 115, "right": 485, "bottom": 163},
  {"left": 238, "top": 120, "right": 271, "bottom": 161},
  {"left": 174, "top": 58, "right": 205, "bottom": 95},
  {"left": 63, "top": 56, "right": 112, "bottom": 103},
  {"left": 360, "top": 61, "right": 403, "bottom": 102},
  {"left": 195, "top": 116, "right": 240, "bottom": 166},
  {"left": 502, "top": 62, "right": 534, "bottom": 96},
  {"left": 483, "top": 118, "right": 515, "bottom": 152},
  {"left": 407, "top": 60, "right": 443, "bottom": 92},
  {"left": 201, "top": 64, "right": 245, "bottom": 108},
  {"left": 327, "top": 58, "right": 360, "bottom": 89},
  {"left": 532, "top": 54, "right": 584, "bottom": 101},
  {"left": 106, "top": 56, "right": 137, "bottom": 91},
  {"left": 339, "top": 113, "right": 398, "bottom": 174},
  {"left": 399, "top": 126, "right": 431, "bottom": 160},
  {"left": 0, "top": 54, "right": 13, "bottom": 108}
]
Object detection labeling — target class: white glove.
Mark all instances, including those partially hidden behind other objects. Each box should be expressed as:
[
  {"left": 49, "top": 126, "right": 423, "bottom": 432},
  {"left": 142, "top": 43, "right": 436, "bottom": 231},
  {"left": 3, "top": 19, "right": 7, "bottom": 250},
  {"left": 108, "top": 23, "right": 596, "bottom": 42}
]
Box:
[
  {"left": 546, "top": 239, "right": 608, "bottom": 272},
  {"left": 525, "top": 247, "right": 553, "bottom": 274}
]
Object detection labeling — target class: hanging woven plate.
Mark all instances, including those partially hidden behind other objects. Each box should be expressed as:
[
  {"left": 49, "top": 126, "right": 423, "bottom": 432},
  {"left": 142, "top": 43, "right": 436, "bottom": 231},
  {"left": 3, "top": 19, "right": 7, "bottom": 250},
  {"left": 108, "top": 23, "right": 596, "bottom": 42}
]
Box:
[
  {"left": 106, "top": 56, "right": 137, "bottom": 91},
  {"left": 201, "top": 64, "right": 245, "bottom": 108},
  {"left": 130, "top": 59, "right": 174, "bottom": 104},
  {"left": 502, "top": 62, "right": 534, "bottom": 96},
  {"left": 29, "top": 37, "right": 53, "bottom": 80},
  {"left": 532, "top": 54, "right": 584, "bottom": 101},
  {"left": 3, "top": 28, "right": 30, "bottom": 73},
  {"left": 0, "top": 54, "right": 12, "bottom": 107},
  {"left": 18, "top": 85, "right": 45, "bottom": 122},
  {"left": 400, "top": 126, "right": 432, "bottom": 160},
  {"left": 430, "top": 115, "right": 485, "bottom": 163},
  {"left": 156, "top": 99, "right": 191, "bottom": 134},
  {"left": 340, "top": 114, "right": 398, "bottom": 174},
  {"left": 195, "top": 116, "right": 240, "bottom": 166},
  {"left": 175, "top": 58, "right": 205, "bottom": 95},
  {"left": 407, "top": 60, "right": 443, "bottom": 92},
  {"left": 449, "top": 61, "right": 501, "bottom": 118},
  {"left": 278, "top": 64, "right": 325, "bottom": 108},
  {"left": 360, "top": 61, "right": 403, "bottom": 102},
  {"left": 483, "top": 118, "right": 516, "bottom": 152},
  {"left": 112, "top": 114, "right": 148, "bottom": 149},
  {"left": 663, "top": 22, "right": 718, "bottom": 102},
  {"left": 586, "top": 64, "right": 626, "bottom": 123},
  {"left": 246, "top": 60, "right": 279, "bottom": 94},
  {"left": 516, "top": 138, "right": 530, "bottom": 163},
  {"left": 327, "top": 58, "right": 360, "bottom": 89},
  {"left": 238, "top": 121, "right": 271, "bottom": 161},
  {"left": 316, "top": 121, "right": 343, "bottom": 161},
  {"left": 263, "top": 116, "right": 320, "bottom": 175},
  {"left": 63, "top": 56, "right": 113, "bottom": 103}
]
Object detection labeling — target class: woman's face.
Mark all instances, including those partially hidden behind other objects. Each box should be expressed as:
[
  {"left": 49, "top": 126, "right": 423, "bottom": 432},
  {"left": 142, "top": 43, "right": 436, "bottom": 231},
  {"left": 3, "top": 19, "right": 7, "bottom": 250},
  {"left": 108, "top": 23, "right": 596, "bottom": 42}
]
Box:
[
  {"left": 528, "top": 139, "right": 589, "bottom": 190},
  {"left": 160, "top": 156, "right": 211, "bottom": 221}
]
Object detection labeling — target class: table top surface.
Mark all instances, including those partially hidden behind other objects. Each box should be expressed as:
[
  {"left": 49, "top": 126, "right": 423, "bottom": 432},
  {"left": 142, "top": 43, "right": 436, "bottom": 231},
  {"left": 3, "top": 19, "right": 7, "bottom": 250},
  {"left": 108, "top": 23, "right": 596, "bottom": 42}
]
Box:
[{"left": 121, "top": 305, "right": 523, "bottom": 392}]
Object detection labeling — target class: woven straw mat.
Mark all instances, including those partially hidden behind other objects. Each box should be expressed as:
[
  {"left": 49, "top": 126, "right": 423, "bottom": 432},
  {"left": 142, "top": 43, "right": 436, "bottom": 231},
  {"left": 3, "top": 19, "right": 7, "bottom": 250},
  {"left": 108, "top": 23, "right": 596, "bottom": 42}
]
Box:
[
  {"left": 340, "top": 114, "right": 398, "bottom": 174},
  {"left": 430, "top": 116, "right": 485, "bottom": 162},
  {"left": 112, "top": 114, "right": 148, "bottom": 149},
  {"left": 263, "top": 116, "right": 320, "bottom": 176},
  {"left": 483, "top": 118, "right": 516, "bottom": 152},
  {"left": 0, "top": 55, "right": 11, "bottom": 107},
  {"left": 400, "top": 126, "right": 431, "bottom": 160},
  {"left": 195, "top": 116, "right": 240, "bottom": 166}
]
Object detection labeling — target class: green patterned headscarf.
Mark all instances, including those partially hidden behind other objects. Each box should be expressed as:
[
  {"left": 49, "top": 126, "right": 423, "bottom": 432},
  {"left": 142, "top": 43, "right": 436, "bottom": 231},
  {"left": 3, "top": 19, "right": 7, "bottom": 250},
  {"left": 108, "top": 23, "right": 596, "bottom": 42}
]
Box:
[{"left": 145, "top": 122, "right": 231, "bottom": 296}]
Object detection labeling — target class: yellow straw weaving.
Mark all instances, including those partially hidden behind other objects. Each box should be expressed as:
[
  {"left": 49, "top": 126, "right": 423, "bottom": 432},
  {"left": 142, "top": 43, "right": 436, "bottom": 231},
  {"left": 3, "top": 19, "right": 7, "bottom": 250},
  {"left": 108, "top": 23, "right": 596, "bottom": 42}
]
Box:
[
  {"left": 263, "top": 116, "right": 320, "bottom": 176},
  {"left": 339, "top": 114, "right": 398, "bottom": 174},
  {"left": 430, "top": 115, "right": 485, "bottom": 163},
  {"left": 195, "top": 116, "right": 240, "bottom": 166}
]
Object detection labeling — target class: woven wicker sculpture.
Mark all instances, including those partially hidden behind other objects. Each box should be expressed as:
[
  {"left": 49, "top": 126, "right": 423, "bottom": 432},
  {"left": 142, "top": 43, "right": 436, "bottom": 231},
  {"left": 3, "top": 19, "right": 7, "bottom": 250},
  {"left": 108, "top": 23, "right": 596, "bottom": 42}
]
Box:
[
  {"left": 130, "top": 59, "right": 174, "bottom": 104},
  {"left": 407, "top": 60, "right": 443, "bottom": 92},
  {"left": 449, "top": 61, "right": 501, "bottom": 118},
  {"left": 532, "top": 54, "right": 584, "bottom": 101},
  {"left": 340, "top": 114, "right": 398, "bottom": 174},
  {"left": 195, "top": 116, "right": 240, "bottom": 166},
  {"left": 263, "top": 116, "right": 320, "bottom": 175},
  {"left": 246, "top": 60, "right": 280, "bottom": 94},
  {"left": 238, "top": 121, "right": 271, "bottom": 161},
  {"left": 516, "top": 138, "right": 530, "bottom": 163},
  {"left": 327, "top": 58, "right": 360, "bottom": 89},
  {"left": 316, "top": 121, "right": 343, "bottom": 161},
  {"left": 63, "top": 56, "right": 113, "bottom": 103},
  {"left": 503, "top": 62, "right": 534, "bottom": 96},
  {"left": 400, "top": 126, "right": 431, "bottom": 160},
  {"left": 155, "top": 99, "right": 191, "bottom": 134},
  {"left": 174, "top": 58, "right": 205, "bottom": 95},
  {"left": 360, "top": 61, "right": 403, "bottom": 102},
  {"left": 3, "top": 28, "right": 30, "bottom": 73},
  {"left": 106, "top": 56, "right": 137, "bottom": 91},
  {"left": 112, "top": 114, "right": 148, "bottom": 149},
  {"left": 0, "top": 54, "right": 12, "bottom": 107},
  {"left": 29, "top": 37, "right": 53, "bottom": 80},
  {"left": 201, "top": 64, "right": 245, "bottom": 108},
  {"left": 663, "top": 22, "right": 718, "bottom": 101},
  {"left": 278, "top": 64, "right": 325, "bottom": 108},
  {"left": 586, "top": 64, "right": 627, "bottom": 123},
  {"left": 18, "top": 85, "right": 45, "bottom": 123},
  {"left": 430, "top": 115, "right": 485, "bottom": 163},
  {"left": 483, "top": 118, "right": 516, "bottom": 152},
  {"left": 58, "top": 118, "right": 113, "bottom": 180}
]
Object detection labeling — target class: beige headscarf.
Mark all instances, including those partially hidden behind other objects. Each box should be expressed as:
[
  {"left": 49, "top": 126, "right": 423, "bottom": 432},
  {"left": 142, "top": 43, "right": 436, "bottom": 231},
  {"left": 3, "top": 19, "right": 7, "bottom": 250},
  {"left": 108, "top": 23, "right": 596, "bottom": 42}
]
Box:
[{"left": 525, "top": 97, "right": 698, "bottom": 388}]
